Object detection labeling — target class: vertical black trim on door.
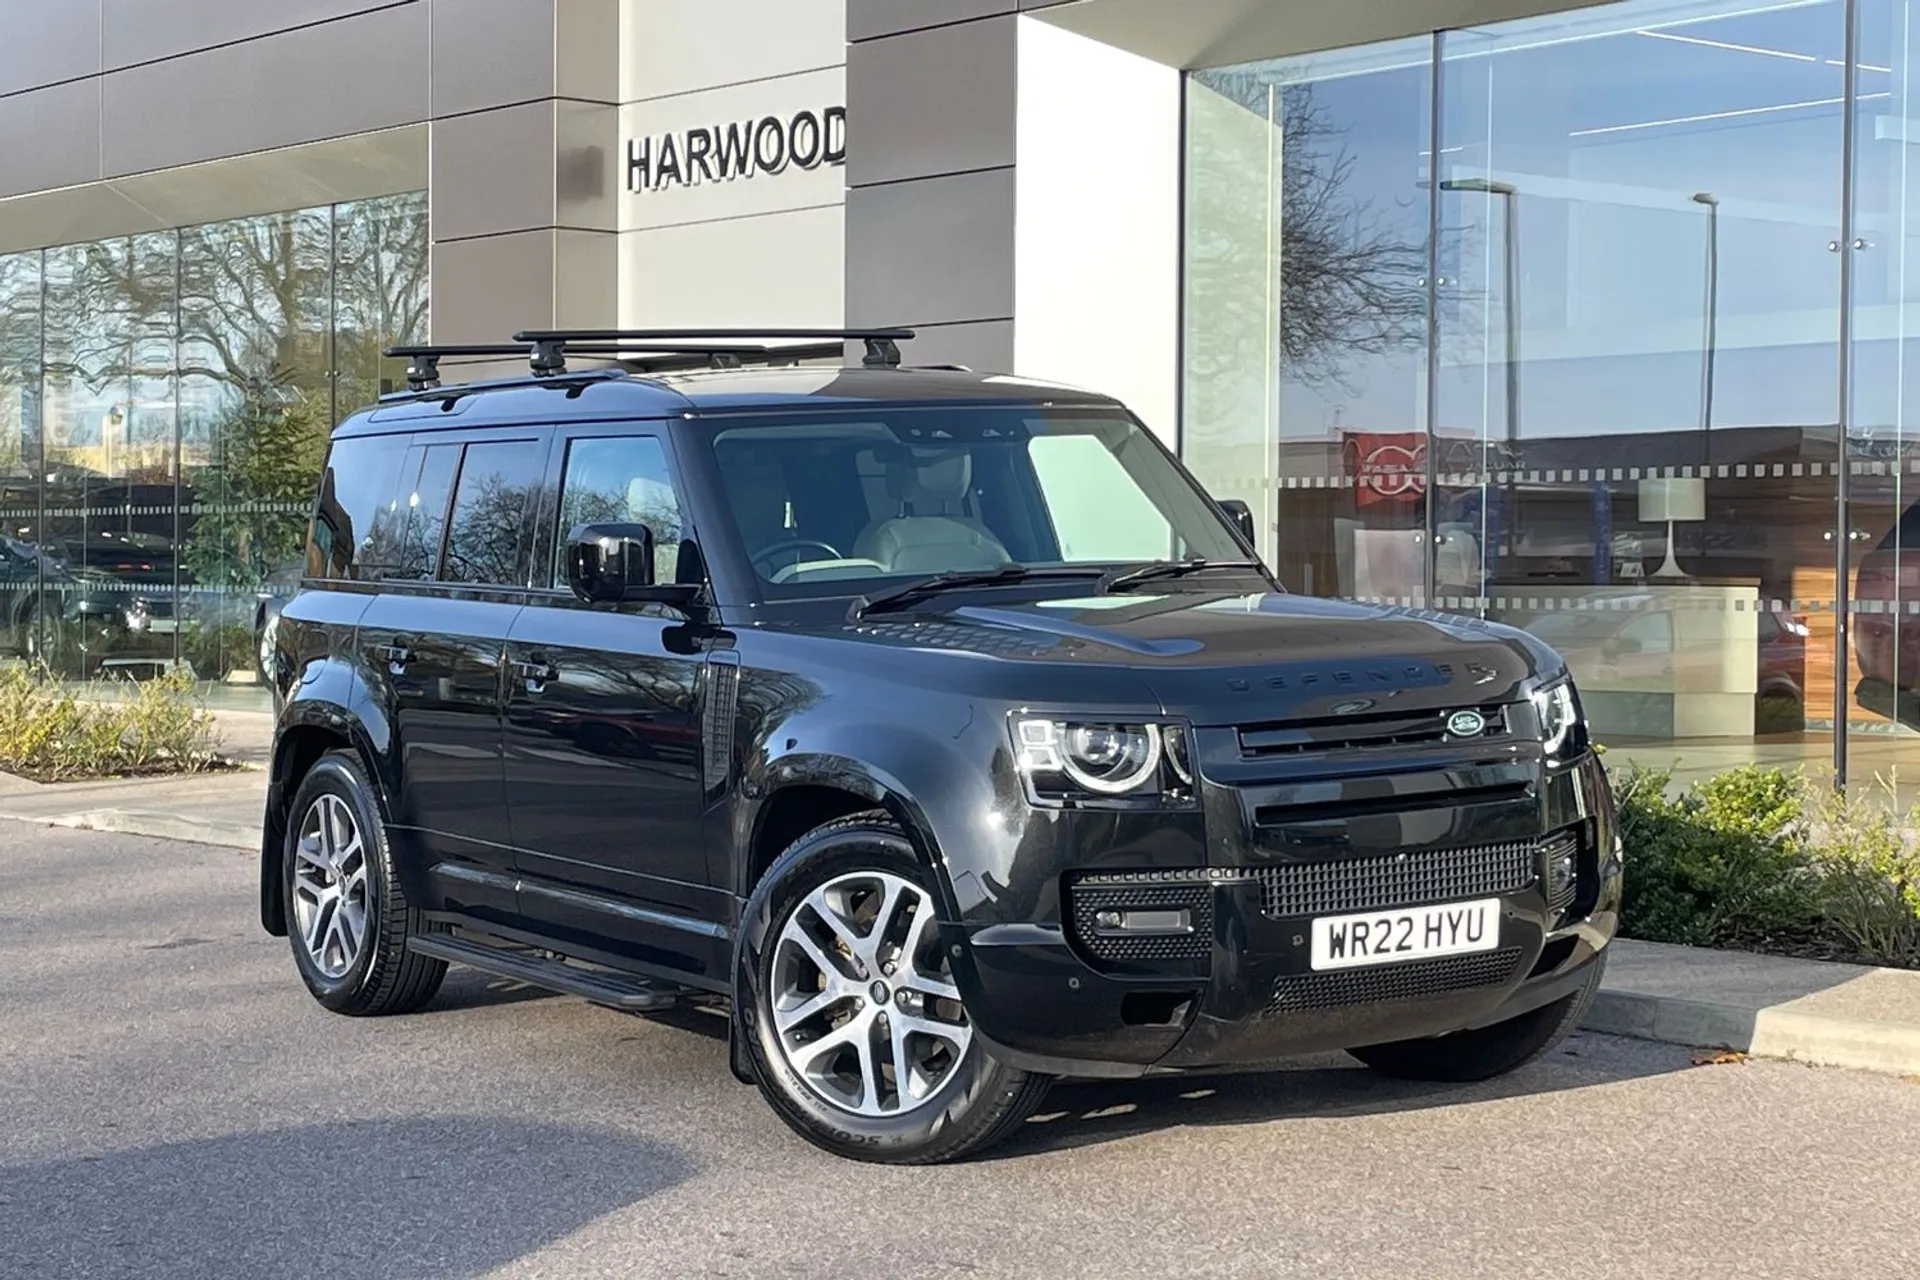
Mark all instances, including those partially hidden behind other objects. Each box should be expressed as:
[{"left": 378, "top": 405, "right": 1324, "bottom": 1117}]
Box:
[{"left": 703, "top": 649, "right": 742, "bottom": 797}]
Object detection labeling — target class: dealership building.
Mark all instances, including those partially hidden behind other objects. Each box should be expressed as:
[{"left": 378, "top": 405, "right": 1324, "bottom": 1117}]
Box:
[{"left": 1, "top": 0, "right": 1918, "bottom": 783}]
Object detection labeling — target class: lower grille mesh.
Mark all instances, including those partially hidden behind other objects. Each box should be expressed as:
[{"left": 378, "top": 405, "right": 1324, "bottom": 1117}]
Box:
[
  {"left": 1267, "top": 948, "right": 1524, "bottom": 1014},
  {"left": 1256, "top": 836, "right": 1546, "bottom": 919}
]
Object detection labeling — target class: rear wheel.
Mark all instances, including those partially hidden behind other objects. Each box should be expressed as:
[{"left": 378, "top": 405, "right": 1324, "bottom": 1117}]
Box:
[
  {"left": 283, "top": 751, "right": 445, "bottom": 1016},
  {"left": 1348, "top": 953, "right": 1606, "bottom": 1082},
  {"left": 735, "top": 812, "right": 1049, "bottom": 1164}
]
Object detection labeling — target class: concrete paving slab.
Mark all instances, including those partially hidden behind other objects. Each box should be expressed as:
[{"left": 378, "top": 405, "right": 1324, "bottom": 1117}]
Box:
[
  {"left": 1587, "top": 938, "right": 1920, "bottom": 1077},
  {"left": 0, "top": 768, "right": 264, "bottom": 850}
]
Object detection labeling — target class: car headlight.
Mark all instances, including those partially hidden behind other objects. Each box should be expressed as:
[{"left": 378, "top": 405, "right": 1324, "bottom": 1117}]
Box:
[
  {"left": 1012, "top": 716, "right": 1196, "bottom": 807},
  {"left": 1531, "top": 677, "right": 1585, "bottom": 759}
]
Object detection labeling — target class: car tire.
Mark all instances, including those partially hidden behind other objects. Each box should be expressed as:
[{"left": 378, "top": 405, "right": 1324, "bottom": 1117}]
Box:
[
  {"left": 1347, "top": 952, "right": 1607, "bottom": 1083},
  {"left": 283, "top": 750, "right": 446, "bottom": 1016},
  {"left": 735, "top": 810, "right": 1050, "bottom": 1164}
]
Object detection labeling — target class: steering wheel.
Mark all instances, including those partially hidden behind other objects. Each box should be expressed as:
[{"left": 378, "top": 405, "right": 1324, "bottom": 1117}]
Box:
[{"left": 752, "top": 538, "right": 843, "bottom": 578}]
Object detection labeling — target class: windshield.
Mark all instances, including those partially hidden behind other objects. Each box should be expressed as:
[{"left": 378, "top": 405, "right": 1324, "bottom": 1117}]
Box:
[{"left": 702, "top": 405, "right": 1250, "bottom": 596}]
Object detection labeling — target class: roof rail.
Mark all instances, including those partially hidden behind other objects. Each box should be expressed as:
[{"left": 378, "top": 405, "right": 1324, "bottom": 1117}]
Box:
[
  {"left": 511, "top": 328, "right": 916, "bottom": 372},
  {"left": 384, "top": 327, "right": 916, "bottom": 392}
]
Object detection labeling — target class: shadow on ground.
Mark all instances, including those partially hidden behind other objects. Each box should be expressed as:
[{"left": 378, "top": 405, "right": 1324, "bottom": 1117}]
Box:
[
  {"left": 0, "top": 1117, "right": 692, "bottom": 1280},
  {"left": 988, "top": 1032, "right": 1694, "bottom": 1159}
]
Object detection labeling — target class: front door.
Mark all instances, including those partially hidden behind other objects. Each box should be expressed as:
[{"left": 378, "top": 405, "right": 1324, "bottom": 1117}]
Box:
[
  {"left": 503, "top": 429, "right": 724, "bottom": 978},
  {"left": 355, "top": 431, "right": 549, "bottom": 929}
]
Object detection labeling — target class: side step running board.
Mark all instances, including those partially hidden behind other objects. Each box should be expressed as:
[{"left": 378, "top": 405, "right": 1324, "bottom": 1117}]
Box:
[{"left": 407, "top": 933, "right": 691, "bottom": 1012}]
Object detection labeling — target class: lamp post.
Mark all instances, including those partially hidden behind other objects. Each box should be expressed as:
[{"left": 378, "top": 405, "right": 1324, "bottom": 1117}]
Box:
[
  {"left": 1692, "top": 191, "right": 1719, "bottom": 436},
  {"left": 1441, "top": 177, "right": 1521, "bottom": 557}
]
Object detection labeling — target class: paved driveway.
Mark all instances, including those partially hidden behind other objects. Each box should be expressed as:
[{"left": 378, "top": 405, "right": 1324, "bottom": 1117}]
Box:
[{"left": 4, "top": 821, "right": 1918, "bottom": 1279}]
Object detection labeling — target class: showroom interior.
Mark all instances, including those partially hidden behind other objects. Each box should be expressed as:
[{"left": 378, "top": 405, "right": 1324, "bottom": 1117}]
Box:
[{"left": 1, "top": 0, "right": 1918, "bottom": 787}]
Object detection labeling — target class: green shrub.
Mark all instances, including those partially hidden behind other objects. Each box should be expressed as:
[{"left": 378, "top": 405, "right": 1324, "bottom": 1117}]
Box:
[
  {"left": 0, "top": 664, "right": 224, "bottom": 782},
  {"left": 1806, "top": 775, "right": 1920, "bottom": 969},
  {"left": 1612, "top": 761, "right": 1920, "bottom": 968},
  {"left": 1612, "top": 762, "right": 1819, "bottom": 948}
]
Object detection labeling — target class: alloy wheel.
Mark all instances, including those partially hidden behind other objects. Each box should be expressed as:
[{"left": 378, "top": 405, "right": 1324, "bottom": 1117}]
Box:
[
  {"left": 770, "top": 870, "right": 972, "bottom": 1117},
  {"left": 291, "top": 793, "right": 371, "bottom": 980}
]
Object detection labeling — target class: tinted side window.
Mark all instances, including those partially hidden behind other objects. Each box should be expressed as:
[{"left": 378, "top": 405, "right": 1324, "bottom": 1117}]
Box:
[
  {"left": 374, "top": 442, "right": 462, "bottom": 581},
  {"left": 553, "top": 436, "right": 686, "bottom": 587},
  {"left": 443, "top": 439, "right": 545, "bottom": 585},
  {"left": 308, "top": 434, "right": 409, "bottom": 581}
]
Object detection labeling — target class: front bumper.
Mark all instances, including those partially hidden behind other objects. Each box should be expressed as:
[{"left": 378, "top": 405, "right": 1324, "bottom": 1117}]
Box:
[{"left": 952, "top": 751, "right": 1622, "bottom": 1078}]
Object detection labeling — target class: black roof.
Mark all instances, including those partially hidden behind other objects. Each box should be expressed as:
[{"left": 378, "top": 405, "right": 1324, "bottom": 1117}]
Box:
[{"left": 339, "top": 364, "right": 1122, "bottom": 438}]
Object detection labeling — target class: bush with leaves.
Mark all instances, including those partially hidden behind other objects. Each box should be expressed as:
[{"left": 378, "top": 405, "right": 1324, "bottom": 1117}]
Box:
[
  {"left": 1806, "top": 775, "right": 1920, "bottom": 969},
  {"left": 1612, "top": 761, "right": 1920, "bottom": 968},
  {"left": 0, "top": 664, "right": 224, "bottom": 782},
  {"left": 1612, "top": 762, "right": 1821, "bottom": 948}
]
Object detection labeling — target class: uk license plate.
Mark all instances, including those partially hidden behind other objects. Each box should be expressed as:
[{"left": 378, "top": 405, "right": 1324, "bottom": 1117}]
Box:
[{"left": 1309, "top": 898, "right": 1500, "bottom": 971}]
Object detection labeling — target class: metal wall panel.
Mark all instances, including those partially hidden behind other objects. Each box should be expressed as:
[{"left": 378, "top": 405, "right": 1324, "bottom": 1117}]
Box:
[
  {"left": 844, "top": 16, "right": 1015, "bottom": 188},
  {"left": 428, "top": 0, "right": 558, "bottom": 118},
  {"left": 845, "top": 167, "right": 1015, "bottom": 326},
  {"left": 848, "top": 0, "right": 1012, "bottom": 41},
  {"left": 0, "top": 0, "right": 100, "bottom": 96},
  {"left": 0, "top": 79, "right": 104, "bottom": 199},
  {"left": 100, "top": 2, "right": 428, "bottom": 177},
  {"left": 100, "top": 0, "right": 415, "bottom": 70},
  {"left": 622, "top": 0, "right": 846, "bottom": 103},
  {"left": 618, "top": 206, "right": 846, "bottom": 328}
]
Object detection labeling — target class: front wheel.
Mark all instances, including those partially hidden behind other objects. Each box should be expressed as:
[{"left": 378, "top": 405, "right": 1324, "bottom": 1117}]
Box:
[
  {"left": 1348, "top": 952, "right": 1607, "bottom": 1082},
  {"left": 735, "top": 811, "right": 1049, "bottom": 1164}
]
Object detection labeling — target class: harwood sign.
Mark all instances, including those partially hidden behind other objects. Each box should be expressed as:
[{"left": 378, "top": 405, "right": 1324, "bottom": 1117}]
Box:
[{"left": 627, "top": 107, "right": 846, "bottom": 192}]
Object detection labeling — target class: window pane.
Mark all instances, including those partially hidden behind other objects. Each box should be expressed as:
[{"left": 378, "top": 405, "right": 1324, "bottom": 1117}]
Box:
[
  {"left": 1028, "top": 433, "right": 1174, "bottom": 561},
  {"left": 1439, "top": 0, "right": 1843, "bottom": 778},
  {"left": 385, "top": 443, "right": 460, "bottom": 581},
  {"left": 309, "top": 434, "right": 409, "bottom": 580},
  {"left": 442, "top": 439, "right": 545, "bottom": 586},
  {"left": 333, "top": 192, "right": 430, "bottom": 413},
  {"left": 554, "top": 436, "right": 684, "bottom": 587},
  {"left": 1181, "top": 44, "right": 1435, "bottom": 598}
]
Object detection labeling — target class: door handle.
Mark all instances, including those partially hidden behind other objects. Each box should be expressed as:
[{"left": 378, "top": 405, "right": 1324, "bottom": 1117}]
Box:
[
  {"left": 372, "top": 641, "right": 412, "bottom": 674},
  {"left": 512, "top": 656, "right": 557, "bottom": 694}
]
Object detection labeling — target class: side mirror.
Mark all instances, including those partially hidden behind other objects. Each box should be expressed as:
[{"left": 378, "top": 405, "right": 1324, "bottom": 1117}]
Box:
[
  {"left": 1217, "top": 498, "right": 1258, "bottom": 549},
  {"left": 565, "top": 520, "right": 705, "bottom": 612},
  {"left": 565, "top": 522, "right": 653, "bottom": 602}
]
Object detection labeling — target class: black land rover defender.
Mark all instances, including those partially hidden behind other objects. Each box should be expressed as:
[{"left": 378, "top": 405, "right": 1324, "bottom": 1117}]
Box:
[{"left": 258, "top": 328, "right": 1621, "bottom": 1164}]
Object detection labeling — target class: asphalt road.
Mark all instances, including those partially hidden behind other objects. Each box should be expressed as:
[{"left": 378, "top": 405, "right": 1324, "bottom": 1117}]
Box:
[{"left": 5, "top": 821, "right": 1919, "bottom": 1280}]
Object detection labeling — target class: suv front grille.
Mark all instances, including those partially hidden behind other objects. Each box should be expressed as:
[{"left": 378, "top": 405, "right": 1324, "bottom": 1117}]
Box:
[
  {"left": 1237, "top": 704, "right": 1510, "bottom": 758},
  {"left": 1267, "top": 947, "right": 1523, "bottom": 1013},
  {"left": 1256, "top": 834, "right": 1562, "bottom": 919}
]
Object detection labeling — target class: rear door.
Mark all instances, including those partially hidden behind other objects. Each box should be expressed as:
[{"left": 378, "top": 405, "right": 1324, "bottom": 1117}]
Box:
[
  {"left": 502, "top": 426, "right": 724, "bottom": 977},
  {"left": 355, "top": 429, "right": 550, "bottom": 929}
]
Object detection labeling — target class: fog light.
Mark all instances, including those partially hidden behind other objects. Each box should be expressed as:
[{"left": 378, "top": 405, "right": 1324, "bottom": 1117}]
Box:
[{"left": 1092, "top": 908, "right": 1192, "bottom": 936}]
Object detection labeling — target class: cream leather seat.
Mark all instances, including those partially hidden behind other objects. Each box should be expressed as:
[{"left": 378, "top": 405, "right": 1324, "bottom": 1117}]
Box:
[{"left": 853, "top": 447, "right": 1012, "bottom": 574}]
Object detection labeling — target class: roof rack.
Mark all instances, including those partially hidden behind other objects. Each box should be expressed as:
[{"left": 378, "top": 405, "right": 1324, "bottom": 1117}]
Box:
[{"left": 385, "top": 327, "right": 916, "bottom": 392}]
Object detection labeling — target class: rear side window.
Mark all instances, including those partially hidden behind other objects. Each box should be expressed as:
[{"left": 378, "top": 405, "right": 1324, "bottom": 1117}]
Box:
[
  {"left": 442, "top": 439, "right": 546, "bottom": 586},
  {"left": 307, "top": 435, "right": 410, "bottom": 580},
  {"left": 553, "top": 435, "right": 687, "bottom": 587},
  {"left": 374, "top": 442, "right": 462, "bottom": 580}
]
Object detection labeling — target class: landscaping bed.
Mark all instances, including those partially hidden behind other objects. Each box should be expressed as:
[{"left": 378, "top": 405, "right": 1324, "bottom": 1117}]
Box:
[
  {"left": 0, "top": 664, "right": 232, "bottom": 783},
  {"left": 1612, "top": 759, "right": 1920, "bottom": 971}
]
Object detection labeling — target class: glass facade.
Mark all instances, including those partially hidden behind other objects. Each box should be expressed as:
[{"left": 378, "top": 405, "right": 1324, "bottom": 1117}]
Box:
[
  {"left": 0, "top": 192, "right": 427, "bottom": 701},
  {"left": 1183, "top": 0, "right": 1920, "bottom": 787}
]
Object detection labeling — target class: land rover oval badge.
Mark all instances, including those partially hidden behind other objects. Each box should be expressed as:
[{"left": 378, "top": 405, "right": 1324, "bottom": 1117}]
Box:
[{"left": 1446, "top": 709, "right": 1486, "bottom": 737}]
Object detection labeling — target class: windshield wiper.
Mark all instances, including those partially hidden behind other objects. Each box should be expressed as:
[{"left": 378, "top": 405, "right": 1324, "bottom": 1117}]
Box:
[
  {"left": 1099, "top": 557, "right": 1263, "bottom": 594},
  {"left": 848, "top": 565, "right": 1104, "bottom": 621}
]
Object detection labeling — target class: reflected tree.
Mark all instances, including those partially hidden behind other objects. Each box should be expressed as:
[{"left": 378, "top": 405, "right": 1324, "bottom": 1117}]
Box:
[{"left": 1190, "top": 74, "right": 1430, "bottom": 393}]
